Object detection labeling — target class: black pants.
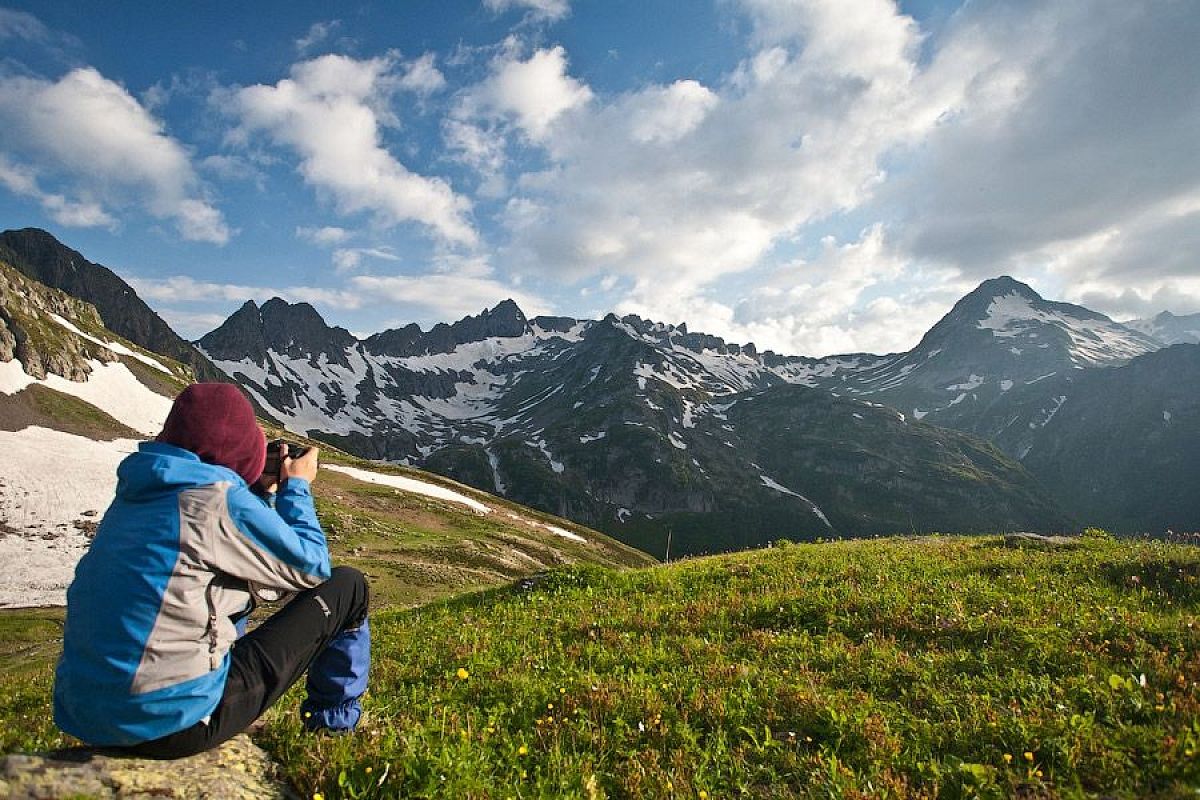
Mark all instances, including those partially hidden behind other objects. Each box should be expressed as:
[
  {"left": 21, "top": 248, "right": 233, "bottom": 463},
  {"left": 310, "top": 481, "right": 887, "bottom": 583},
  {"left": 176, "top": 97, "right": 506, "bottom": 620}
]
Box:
[{"left": 127, "top": 566, "right": 369, "bottom": 760}]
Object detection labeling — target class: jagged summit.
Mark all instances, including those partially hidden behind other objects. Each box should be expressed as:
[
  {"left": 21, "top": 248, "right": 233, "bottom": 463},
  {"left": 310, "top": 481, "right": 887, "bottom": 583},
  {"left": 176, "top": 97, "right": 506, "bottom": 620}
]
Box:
[
  {"left": 1127, "top": 309, "right": 1200, "bottom": 346},
  {"left": 197, "top": 296, "right": 356, "bottom": 365}
]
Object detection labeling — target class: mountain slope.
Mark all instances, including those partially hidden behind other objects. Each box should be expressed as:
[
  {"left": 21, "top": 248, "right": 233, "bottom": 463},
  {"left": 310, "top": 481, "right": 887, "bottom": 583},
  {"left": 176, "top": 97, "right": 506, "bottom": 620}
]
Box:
[
  {"left": 804, "top": 277, "right": 1163, "bottom": 436},
  {"left": 1127, "top": 310, "right": 1200, "bottom": 345},
  {"left": 1021, "top": 343, "right": 1200, "bottom": 532},
  {"left": 0, "top": 227, "right": 227, "bottom": 384},
  {"left": 198, "top": 295, "right": 1072, "bottom": 555},
  {"left": 0, "top": 264, "right": 650, "bottom": 607}
]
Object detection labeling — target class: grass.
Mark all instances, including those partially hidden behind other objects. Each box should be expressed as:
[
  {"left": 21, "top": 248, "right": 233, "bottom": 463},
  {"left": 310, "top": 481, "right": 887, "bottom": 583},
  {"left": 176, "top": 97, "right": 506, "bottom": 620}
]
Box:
[{"left": 3, "top": 535, "right": 1198, "bottom": 798}]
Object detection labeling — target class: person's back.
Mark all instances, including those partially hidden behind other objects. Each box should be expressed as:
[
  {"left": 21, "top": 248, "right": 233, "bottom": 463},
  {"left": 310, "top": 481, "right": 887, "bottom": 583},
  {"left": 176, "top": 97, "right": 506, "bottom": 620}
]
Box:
[{"left": 54, "top": 383, "right": 370, "bottom": 757}]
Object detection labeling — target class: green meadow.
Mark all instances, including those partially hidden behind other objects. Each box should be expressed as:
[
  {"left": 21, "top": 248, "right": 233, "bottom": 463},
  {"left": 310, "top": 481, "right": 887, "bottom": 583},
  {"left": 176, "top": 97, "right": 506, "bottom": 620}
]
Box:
[{"left": 3, "top": 534, "right": 1198, "bottom": 799}]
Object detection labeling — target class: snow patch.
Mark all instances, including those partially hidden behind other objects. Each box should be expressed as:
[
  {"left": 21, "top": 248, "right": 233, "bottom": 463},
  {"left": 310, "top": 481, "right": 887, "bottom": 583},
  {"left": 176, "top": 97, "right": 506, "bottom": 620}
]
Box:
[
  {"left": 0, "top": 427, "right": 140, "bottom": 607},
  {"left": 540, "top": 524, "right": 586, "bottom": 543},
  {"left": 758, "top": 474, "right": 833, "bottom": 530},
  {"left": 486, "top": 448, "right": 507, "bottom": 495},
  {"left": 50, "top": 314, "right": 173, "bottom": 375},
  {"left": 323, "top": 463, "right": 491, "bottom": 514},
  {"left": 527, "top": 436, "right": 565, "bottom": 473},
  {"left": 579, "top": 431, "right": 607, "bottom": 444},
  {"left": 2, "top": 357, "right": 172, "bottom": 436}
]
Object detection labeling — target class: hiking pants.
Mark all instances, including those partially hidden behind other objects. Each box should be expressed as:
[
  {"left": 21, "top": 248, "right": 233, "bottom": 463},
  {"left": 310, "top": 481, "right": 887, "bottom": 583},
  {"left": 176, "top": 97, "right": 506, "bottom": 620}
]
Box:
[{"left": 127, "top": 566, "right": 370, "bottom": 759}]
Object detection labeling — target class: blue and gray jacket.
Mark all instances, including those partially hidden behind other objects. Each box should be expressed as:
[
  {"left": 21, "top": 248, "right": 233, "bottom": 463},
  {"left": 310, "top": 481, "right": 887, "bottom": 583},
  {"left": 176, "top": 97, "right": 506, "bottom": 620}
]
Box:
[{"left": 54, "top": 441, "right": 332, "bottom": 746}]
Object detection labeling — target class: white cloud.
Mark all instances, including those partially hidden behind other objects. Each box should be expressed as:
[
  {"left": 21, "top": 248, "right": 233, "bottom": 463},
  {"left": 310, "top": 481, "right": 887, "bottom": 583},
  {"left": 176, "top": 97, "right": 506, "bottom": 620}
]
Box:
[
  {"left": 127, "top": 275, "right": 363, "bottom": 310},
  {"left": 397, "top": 53, "right": 446, "bottom": 95},
  {"left": 483, "top": 0, "right": 570, "bottom": 23},
  {"left": 0, "top": 67, "right": 230, "bottom": 243},
  {"left": 332, "top": 246, "right": 401, "bottom": 273},
  {"left": 0, "top": 8, "right": 52, "bottom": 42},
  {"left": 226, "top": 54, "right": 477, "bottom": 246},
  {"left": 495, "top": 0, "right": 937, "bottom": 293},
  {"left": 880, "top": 0, "right": 1200, "bottom": 297},
  {"left": 0, "top": 155, "right": 116, "bottom": 228},
  {"left": 627, "top": 80, "right": 718, "bottom": 144},
  {"left": 614, "top": 226, "right": 964, "bottom": 356},
  {"left": 349, "top": 272, "right": 546, "bottom": 322},
  {"left": 295, "top": 20, "right": 341, "bottom": 55},
  {"left": 458, "top": 45, "right": 591, "bottom": 142},
  {"left": 296, "top": 225, "right": 352, "bottom": 246}
]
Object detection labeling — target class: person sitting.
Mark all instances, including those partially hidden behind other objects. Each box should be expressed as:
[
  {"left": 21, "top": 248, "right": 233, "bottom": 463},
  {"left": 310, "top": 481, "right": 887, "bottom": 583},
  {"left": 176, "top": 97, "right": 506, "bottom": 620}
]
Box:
[{"left": 53, "top": 382, "right": 370, "bottom": 759}]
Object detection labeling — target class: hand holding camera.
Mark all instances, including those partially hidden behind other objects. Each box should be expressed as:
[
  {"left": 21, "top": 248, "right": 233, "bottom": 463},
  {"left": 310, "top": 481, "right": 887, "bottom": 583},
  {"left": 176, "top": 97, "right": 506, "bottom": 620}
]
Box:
[{"left": 256, "top": 439, "right": 319, "bottom": 493}]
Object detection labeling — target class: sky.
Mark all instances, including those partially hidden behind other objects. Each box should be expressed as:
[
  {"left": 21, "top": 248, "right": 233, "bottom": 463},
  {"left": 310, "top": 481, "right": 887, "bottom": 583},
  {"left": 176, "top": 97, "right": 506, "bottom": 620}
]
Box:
[{"left": 0, "top": 0, "right": 1196, "bottom": 356}]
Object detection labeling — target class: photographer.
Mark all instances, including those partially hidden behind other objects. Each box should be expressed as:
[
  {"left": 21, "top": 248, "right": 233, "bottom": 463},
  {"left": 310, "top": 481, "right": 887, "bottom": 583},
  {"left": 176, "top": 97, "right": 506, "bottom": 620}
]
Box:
[{"left": 53, "top": 383, "right": 370, "bottom": 759}]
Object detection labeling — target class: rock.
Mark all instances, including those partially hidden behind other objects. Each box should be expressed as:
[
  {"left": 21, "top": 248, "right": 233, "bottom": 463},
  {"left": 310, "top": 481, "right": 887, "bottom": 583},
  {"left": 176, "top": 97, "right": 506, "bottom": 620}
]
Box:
[
  {"left": 0, "top": 734, "right": 297, "bottom": 799},
  {"left": 1002, "top": 532, "right": 1081, "bottom": 549}
]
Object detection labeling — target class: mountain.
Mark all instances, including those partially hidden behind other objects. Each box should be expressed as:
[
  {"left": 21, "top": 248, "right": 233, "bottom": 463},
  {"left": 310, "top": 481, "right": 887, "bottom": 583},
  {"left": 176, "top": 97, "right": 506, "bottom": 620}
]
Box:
[
  {"left": 0, "top": 260, "right": 650, "bottom": 607},
  {"left": 1127, "top": 310, "right": 1200, "bottom": 345},
  {"left": 198, "top": 294, "right": 1072, "bottom": 555},
  {"left": 1021, "top": 343, "right": 1200, "bottom": 532},
  {"left": 799, "top": 277, "right": 1163, "bottom": 436},
  {"left": 0, "top": 228, "right": 228, "bottom": 384}
]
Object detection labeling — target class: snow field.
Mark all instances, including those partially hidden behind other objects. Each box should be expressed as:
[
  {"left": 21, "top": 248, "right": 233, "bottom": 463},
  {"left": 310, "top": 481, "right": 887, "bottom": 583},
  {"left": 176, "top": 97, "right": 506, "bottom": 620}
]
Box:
[{"left": 0, "top": 427, "right": 139, "bottom": 607}]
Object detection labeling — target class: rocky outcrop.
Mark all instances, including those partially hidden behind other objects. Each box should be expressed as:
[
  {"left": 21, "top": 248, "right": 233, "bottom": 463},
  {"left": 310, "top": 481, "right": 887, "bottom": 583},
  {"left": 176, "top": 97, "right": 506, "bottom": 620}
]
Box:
[
  {"left": 0, "top": 227, "right": 220, "bottom": 383},
  {"left": 0, "top": 259, "right": 118, "bottom": 382},
  {"left": 0, "top": 735, "right": 296, "bottom": 799}
]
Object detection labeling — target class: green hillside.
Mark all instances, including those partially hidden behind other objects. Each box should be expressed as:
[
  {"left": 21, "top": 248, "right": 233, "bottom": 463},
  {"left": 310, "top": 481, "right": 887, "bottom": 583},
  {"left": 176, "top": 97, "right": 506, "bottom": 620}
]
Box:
[{"left": 4, "top": 535, "right": 1198, "bottom": 798}]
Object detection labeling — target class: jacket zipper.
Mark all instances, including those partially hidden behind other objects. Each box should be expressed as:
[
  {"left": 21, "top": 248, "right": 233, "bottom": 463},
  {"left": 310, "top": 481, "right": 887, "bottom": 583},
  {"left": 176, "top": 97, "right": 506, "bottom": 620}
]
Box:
[{"left": 205, "top": 582, "right": 219, "bottom": 670}]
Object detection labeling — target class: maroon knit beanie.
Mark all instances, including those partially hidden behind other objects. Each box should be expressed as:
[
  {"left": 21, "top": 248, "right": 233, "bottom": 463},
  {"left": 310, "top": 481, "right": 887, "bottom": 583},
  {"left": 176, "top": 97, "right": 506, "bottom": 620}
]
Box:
[{"left": 157, "top": 383, "right": 266, "bottom": 485}]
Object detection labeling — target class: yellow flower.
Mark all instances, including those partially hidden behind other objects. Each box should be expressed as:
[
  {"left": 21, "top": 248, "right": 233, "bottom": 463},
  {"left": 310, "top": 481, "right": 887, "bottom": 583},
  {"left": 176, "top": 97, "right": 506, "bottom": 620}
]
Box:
[
  {"left": 313, "top": 794, "right": 324, "bottom": 800},
  {"left": 1024, "top": 751, "right": 1034, "bottom": 761},
  {"left": 518, "top": 745, "right": 528, "bottom": 756},
  {"left": 699, "top": 791, "right": 709, "bottom": 799},
  {"left": 560, "top": 687, "right": 567, "bottom": 694},
  {"left": 487, "top": 725, "right": 495, "bottom": 733},
  {"left": 457, "top": 667, "right": 470, "bottom": 680},
  {"left": 547, "top": 702, "right": 554, "bottom": 709},
  {"left": 1035, "top": 770, "right": 1043, "bottom": 778},
  {"left": 1003, "top": 754, "right": 1012, "bottom": 763},
  {"left": 365, "top": 766, "right": 372, "bottom": 774}
]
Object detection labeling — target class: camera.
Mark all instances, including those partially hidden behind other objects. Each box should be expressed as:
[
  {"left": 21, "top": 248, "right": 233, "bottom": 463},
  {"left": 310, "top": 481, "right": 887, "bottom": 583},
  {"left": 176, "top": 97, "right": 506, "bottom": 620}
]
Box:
[{"left": 261, "top": 439, "right": 310, "bottom": 484}]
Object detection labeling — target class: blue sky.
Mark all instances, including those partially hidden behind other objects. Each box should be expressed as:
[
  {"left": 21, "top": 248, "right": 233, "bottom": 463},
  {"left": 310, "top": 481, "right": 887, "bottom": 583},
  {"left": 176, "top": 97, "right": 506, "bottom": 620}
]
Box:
[{"left": 1, "top": 0, "right": 1197, "bottom": 356}]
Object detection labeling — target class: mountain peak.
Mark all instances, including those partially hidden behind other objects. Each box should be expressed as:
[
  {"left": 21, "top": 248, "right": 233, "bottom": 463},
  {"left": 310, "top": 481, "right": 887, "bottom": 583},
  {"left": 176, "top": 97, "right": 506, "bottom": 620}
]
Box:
[{"left": 969, "top": 275, "right": 1044, "bottom": 302}]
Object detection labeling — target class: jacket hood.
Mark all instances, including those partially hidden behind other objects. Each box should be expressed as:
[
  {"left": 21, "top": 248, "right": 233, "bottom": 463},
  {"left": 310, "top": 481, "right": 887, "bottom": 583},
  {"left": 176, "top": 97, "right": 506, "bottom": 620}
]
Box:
[
  {"left": 115, "top": 442, "right": 243, "bottom": 503},
  {"left": 156, "top": 383, "right": 266, "bottom": 485}
]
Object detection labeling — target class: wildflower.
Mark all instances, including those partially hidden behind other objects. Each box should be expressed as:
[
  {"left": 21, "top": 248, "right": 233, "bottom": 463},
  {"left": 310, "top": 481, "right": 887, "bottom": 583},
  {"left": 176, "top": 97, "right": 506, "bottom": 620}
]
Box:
[
  {"left": 1035, "top": 770, "right": 1043, "bottom": 778},
  {"left": 313, "top": 794, "right": 324, "bottom": 800},
  {"left": 1024, "top": 751, "right": 1034, "bottom": 761},
  {"left": 304, "top": 711, "right": 312, "bottom": 718},
  {"left": 518, "top": 745, "right": 528, "bottom": 756},
  {"left": 487, "top": 725, "right": 496, "bottom": 733},
  {"left": 457, "top": 668, "right": 470, "bottom": 680},
  {"left": 1003, "top": 754, "right": 1012, "bottom": 763},
  {"left": 547, "top": 702, "right": 554, "bottom": 709},
  {"left": 699, "top": 791, "right": 709, "bottom": 799},
  {"left": 560, "top": 687, "right": 567, "bottom": 694}
]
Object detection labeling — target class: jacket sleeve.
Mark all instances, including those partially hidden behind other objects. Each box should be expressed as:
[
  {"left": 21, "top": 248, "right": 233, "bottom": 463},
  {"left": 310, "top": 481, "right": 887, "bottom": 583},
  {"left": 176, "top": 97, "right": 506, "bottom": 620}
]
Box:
[{"left": 207, "top": 478, "right": 332, "bottom": 591}]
